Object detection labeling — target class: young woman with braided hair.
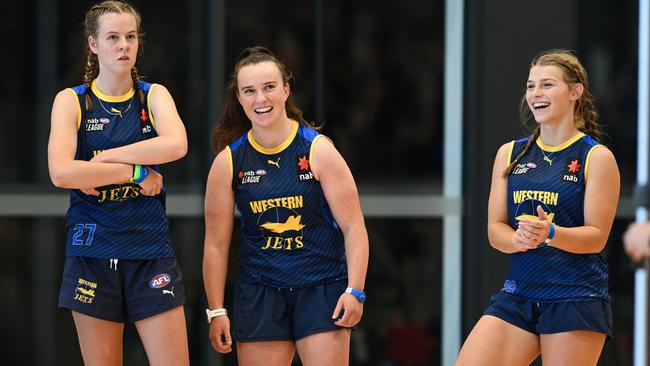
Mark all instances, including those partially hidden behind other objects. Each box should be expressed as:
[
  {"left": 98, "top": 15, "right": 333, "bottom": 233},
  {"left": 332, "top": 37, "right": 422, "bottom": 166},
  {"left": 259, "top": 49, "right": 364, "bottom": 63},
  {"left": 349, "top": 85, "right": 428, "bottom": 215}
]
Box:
[
  {"left": 47, "top": 1, "right": 189, "bottom": 364},
  {"left": 456, "top": 49, "right": 619, "bottom": 365}
]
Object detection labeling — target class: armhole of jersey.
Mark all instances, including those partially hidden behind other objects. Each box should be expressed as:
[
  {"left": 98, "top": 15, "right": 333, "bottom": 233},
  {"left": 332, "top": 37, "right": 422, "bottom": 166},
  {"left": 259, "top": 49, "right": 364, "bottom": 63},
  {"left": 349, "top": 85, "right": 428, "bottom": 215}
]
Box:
[
  {"left": 506, "top": 140, "right": 515, "bottom": 165},
  {"left": 226, "top": 146, "right": 233, "bottom": 180},
  {"left": 67, "top": 88, "right": 82, "bottom": 130},
  {"left": 147, "top": 83, "right": 156, "bottom": 129},
  {"left": 584, "top": 144, "right": 604, "bottom": 183},
  {"left": 310, "top": 134, "right": 332, "bottom": 181}
]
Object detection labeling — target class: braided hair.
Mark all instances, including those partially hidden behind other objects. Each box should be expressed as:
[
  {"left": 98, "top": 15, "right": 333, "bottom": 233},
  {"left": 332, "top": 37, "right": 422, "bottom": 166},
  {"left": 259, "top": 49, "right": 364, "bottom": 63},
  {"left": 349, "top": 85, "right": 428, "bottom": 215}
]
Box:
[
  {"left": 82, "top": 1, "right": 145, "bottom": 109},
  {"left": 503, "top": 49, "right": 601, "bottom": 176}
]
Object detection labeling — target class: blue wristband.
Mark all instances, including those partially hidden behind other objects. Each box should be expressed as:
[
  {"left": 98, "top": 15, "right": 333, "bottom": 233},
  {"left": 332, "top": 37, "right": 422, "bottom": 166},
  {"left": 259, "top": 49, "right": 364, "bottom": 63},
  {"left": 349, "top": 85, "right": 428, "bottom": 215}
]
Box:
[
  {"left": 131, "top": 164, "right": 149, "bottom": 184},
  {"left": 345, "top": 287, "right": 366, "bottom": 303},
  {"left": 548, "top": 223, "right": 555, "bottom": 239},
  {"left": 544, "top": 223, "right": 555, "bottom": 245}
]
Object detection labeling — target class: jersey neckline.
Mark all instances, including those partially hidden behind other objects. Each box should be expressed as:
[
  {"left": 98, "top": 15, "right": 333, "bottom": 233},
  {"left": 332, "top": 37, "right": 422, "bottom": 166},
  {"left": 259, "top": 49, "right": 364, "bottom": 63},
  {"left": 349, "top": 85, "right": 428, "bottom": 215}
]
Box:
[
  {"left": 91, "top": 80, "right": 136, "bottom": 103},
  {"left": 247, "top": 120, "right": 299, "bottom": 155},
  {"left": 536, "top": 131, "right": 585, "bottom": 153}
]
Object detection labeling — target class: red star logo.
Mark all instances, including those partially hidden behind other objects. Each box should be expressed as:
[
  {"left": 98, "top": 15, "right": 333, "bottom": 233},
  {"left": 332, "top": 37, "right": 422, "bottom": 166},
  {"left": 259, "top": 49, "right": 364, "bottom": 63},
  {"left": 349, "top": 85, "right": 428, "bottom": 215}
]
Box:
[
  {"left": 238, "top": 171, "right": 244, "bottom": 179},
  {"left": 298, "top": 156, "right": 310, "bottom": 171},
  {"left": 567, "top": 160, "right": 580, "bottom": 173},
  {"left": 140, "top": 108, "right": 148, "bottom": 122}
]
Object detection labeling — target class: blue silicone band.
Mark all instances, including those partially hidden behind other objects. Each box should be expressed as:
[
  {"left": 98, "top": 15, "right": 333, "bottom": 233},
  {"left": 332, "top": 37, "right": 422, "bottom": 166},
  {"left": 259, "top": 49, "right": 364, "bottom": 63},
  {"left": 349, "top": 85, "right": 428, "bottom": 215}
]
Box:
[
  {"left": 131, "top": 164, "right": 149, "bottom": 184},
  {"left": 345, "top": 287, "right": 366, "bottom": 303},
  {"left": 547, "top": 223, "right": 555, "bottom": 240}
]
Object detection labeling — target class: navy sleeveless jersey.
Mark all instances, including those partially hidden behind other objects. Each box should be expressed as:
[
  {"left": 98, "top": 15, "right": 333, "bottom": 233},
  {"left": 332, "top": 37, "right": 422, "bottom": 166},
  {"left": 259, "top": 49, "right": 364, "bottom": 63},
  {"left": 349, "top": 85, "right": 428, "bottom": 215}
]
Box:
[
  {"left": 229, "top": 121, "right": 347, "bottom": 288},
  {"left": 504, "top": 132, "right": 609, "bottom": 302},
  {"left": 65, "top": 81, "right": 174, "bottom": 259}
]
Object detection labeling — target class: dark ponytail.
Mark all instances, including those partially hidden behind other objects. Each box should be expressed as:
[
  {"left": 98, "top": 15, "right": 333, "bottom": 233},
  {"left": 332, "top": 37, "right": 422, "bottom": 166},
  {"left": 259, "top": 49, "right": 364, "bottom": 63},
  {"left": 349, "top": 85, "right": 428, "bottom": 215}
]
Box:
[{"left": 210, "top": 46, "right": 319, "bottom": 154}]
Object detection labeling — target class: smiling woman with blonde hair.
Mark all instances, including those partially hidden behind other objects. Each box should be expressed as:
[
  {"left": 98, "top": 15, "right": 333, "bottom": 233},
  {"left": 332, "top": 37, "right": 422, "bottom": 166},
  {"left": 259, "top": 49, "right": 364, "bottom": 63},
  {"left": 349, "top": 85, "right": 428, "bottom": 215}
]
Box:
[{"left": 456, "top": 49, "right": 619, "bottom": 366}]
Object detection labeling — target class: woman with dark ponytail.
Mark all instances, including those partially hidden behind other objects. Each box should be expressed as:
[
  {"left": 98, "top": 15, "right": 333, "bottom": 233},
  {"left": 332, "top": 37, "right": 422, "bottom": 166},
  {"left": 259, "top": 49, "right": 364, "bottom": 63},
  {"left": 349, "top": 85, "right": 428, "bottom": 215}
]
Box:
[
  {"left": 203, "top": 46, "right": 369, "bottom": 365},
  {"left": 47, "top": 1, "right": 189, "bottom": 364},
  {"left": 456, "top": 49, "right": 619, "bottom": 365}
]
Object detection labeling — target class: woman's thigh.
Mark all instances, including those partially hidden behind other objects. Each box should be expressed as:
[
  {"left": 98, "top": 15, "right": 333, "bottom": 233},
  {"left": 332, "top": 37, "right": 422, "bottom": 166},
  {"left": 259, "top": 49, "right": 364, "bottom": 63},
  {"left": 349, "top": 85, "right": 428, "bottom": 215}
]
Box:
[
  {"left": 455, "top": 315, "right": 540, "bottom": 366},
  {"left": 295, "top": 329, "right": 351, "bottom": 366},
  {"left": 237, "top": 340, "right": 296, "bottom": 366},
  {"left": 135, "top": 305, "right": 189, "bottom": 366},
  {"left": 540, "top": 330, "right": 606, "bottom": 366},
  {"left": 72, "top": 311, "right": 124, "bottom": 366}
]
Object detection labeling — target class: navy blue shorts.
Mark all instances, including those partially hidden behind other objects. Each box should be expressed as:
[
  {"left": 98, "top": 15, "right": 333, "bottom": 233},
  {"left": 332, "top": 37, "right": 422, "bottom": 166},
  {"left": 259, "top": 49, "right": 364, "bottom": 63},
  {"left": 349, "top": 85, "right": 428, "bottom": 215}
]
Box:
[
  {"left": 233, "top": 279, "right": 348, "bottom": 341},
  {"left": 58, "top": 256, "right": 185, "bottom": 322},
  {"left": 484, "top": 291, "right": 612, "bottom": 339}
]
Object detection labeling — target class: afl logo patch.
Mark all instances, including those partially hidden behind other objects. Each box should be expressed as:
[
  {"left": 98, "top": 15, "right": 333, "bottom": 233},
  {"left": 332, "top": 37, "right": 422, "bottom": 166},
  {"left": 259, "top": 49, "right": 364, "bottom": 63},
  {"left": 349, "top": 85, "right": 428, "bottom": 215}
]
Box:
[{"left": 149, "top": 273, "right": 171, "bottom": 289}]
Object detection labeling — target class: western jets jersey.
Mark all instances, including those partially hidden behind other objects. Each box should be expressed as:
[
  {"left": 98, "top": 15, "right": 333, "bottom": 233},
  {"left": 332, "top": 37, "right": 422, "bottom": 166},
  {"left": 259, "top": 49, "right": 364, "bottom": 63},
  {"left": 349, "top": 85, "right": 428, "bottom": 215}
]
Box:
[
  {"left": 504, "top": 132, "right": 609, "bottom": 302},
  {"left": 229, "top": 121, "right": 347, "bottom": 288},
  {"left": 65, "top": 81, "right": 174, "bottom": 259}
]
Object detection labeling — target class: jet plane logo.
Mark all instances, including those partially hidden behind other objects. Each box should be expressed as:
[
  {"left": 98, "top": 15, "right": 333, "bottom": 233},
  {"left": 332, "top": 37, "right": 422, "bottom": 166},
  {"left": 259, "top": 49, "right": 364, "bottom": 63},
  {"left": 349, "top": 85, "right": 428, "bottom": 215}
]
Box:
[
  {"left": 515, "top": 212, "right": 555, "bottom": 223},
  {"left": 260, "top": 215, "right": 306, "bottom": 233},
  {"left": 76, "top": 287, "right": 95, "bottom": 297},
  {"left": 74, "top": 277, "right": 97, "bottom": 304},
  {"left": 514, "top": 199, "right": 555, "bottom": 228}
]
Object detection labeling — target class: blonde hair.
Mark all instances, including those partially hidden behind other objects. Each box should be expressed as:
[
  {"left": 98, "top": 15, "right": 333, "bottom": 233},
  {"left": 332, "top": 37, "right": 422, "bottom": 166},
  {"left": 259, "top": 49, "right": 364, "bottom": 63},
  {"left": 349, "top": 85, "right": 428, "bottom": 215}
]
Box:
[{"left": 504, "top": 49, "right": 601, "bottom": 176}]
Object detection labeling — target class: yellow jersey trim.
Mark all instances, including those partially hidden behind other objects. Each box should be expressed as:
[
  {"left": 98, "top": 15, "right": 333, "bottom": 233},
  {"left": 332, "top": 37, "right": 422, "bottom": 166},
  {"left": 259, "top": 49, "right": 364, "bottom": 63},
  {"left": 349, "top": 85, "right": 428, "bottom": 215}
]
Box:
[
  {"left": 248, "top": 120, "right": 298, "bottom": 154},
  {"left": 147, "top": 83, "right": 156, "bottom": 129},
  {"left": 310, "top": 134, "right": 331, "bottom": 182},
  {"left": 91, "top": 80, "right": 135, "bottom": 102},
  {"left": 225, "top": 146, "right": 233, "bottom": 178},
  {"left": 536, "top": 131, "right": 585, "bottom": 152},
  {"left": 584, "top": 144, "right": 604, "bottom": 183},
  {"left": 506, "top": 141, "right": 515, "bottom": 164},
  {"left": 67, "top": 88, "right": 82, "bottom": 130}
]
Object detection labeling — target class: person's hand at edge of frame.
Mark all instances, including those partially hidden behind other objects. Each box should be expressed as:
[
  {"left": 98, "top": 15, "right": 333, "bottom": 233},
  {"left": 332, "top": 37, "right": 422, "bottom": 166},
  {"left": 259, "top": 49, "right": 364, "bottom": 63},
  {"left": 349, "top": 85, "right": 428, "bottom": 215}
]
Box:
[{"left": 623, "top": 222, "right": 650, "bottom": 263}]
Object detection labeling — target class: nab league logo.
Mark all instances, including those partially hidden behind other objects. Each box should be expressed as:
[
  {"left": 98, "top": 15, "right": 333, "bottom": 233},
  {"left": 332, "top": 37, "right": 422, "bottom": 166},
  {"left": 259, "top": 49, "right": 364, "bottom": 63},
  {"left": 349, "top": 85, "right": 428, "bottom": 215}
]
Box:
[
  {"left": 561, "top": 158, "right": 581, "bottom": 184},
  {"left": 239, "top": 169, "right": 264, "bottom": 185},
  {"left": 86, "top": 117, "right": 110, "bottom": 132},
  {"left": 511, "top": 162, "right": 537, "bottom": 175},
  {"left": 149, "top": 273, "right": 171, "bottom": 289}
]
